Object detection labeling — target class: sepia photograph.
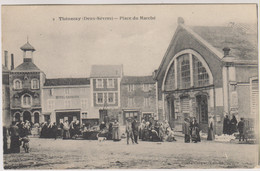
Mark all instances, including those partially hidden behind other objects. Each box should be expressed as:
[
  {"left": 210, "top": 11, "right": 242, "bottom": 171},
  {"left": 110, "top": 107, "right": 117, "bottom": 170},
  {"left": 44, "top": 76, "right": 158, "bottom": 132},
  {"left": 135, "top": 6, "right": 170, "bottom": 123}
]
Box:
[{"left": 1, "top": 4, "right": 259, "bottom": 169}]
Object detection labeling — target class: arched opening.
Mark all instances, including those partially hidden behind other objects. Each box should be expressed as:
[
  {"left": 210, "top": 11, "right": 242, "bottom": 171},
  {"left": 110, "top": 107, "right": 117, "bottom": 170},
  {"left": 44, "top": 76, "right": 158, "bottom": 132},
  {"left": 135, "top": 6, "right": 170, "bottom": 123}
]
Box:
[
  {"left": 196, "top": 94, "right": 208, "bottom": 124},
  {"left": 14, "top": 113, "right": 21, "bottom": 122},
  {"left": 23, "top": 111, "right": 32, "bottom": 122},
  {"left": 34, "top": 112, "right": 40, "bottom": 124}
]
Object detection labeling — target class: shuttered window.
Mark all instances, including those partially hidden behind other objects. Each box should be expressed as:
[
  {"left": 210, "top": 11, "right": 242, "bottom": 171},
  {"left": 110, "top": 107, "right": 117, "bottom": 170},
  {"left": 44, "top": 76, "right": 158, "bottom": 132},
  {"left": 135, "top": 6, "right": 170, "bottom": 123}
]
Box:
[
  {"left": 181, "top": 96, "right": 189, "bottom": 113},
  {"left": 251, "top": 79, "right": 259, "bottom": 116}
]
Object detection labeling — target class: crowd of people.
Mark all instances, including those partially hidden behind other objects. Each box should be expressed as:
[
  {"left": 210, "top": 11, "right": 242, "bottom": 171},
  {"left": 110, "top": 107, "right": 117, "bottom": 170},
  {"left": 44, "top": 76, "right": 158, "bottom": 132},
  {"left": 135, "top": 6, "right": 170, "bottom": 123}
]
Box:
[{"left": 223, "top": 114, "right": 248, "bottom": 141}]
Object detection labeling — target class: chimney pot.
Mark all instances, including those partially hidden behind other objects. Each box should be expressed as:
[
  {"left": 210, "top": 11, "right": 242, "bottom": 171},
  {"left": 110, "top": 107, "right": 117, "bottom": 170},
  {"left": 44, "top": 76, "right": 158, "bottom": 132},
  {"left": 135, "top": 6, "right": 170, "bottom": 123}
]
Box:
[
  {"left": 4, "top": 51, "right": 8, "bottom": 68},
  {"left": 223, "top": 47, "right": 231, "bottom": 56}
]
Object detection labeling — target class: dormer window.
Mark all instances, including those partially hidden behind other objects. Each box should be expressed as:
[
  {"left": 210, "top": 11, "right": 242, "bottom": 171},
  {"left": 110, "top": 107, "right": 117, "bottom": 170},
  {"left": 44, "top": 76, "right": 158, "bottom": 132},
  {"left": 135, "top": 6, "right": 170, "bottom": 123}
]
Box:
[
  {"left": 22, "top": 94, "right": 32, "bottom": 108},
  {"left": 14, "top": 79, "right": 22, "bottom": 90},
  {"left": 31, "top": 79, "right": 39, "bottom": 89}
]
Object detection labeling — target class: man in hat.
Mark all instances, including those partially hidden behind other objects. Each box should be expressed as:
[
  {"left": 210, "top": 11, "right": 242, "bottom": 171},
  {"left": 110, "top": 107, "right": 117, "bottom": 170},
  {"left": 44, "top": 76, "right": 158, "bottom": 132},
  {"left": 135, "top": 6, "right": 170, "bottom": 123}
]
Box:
[
  {"left": 132, "top": 116, "right": 139, "bottom": 144},
  {"left": 126, "top": 118, "right": 134, "bottom": 144}
]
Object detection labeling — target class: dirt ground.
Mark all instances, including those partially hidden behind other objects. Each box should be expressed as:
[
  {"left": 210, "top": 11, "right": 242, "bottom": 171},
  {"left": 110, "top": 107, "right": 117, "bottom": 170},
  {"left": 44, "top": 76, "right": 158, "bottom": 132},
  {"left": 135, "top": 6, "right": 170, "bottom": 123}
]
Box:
[{"left": 3, "top": 137, "right": 258, "bottom": 169}]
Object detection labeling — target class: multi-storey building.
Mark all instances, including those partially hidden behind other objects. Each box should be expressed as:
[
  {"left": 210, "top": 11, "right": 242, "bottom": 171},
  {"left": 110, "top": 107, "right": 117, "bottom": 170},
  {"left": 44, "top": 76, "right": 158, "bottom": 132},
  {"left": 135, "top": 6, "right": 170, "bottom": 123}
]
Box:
[
  {"left": 90, "top": 65, "right": 123, "bottom": 124},
  {"left": 41, "top": 78, "right": 95, "bottom": 125},
  {"left": 154, "top": 18, "right": 258, "bottom": 134},
  {"left": 9, "top": 41, "right": 46, "bottom": 124},
  {"left": 120, "top": 76, "right": 157, "bottom": 125}
]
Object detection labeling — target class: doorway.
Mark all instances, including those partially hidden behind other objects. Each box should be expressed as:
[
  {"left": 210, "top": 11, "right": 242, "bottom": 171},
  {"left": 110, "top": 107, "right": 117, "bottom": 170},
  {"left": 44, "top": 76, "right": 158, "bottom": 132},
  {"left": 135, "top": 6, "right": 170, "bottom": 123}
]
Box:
[
  {"left": 167, "top": 95, "right": 175, "bottom": 127},
  {"left": 23, "top": 111, "right": 32, "bottom": 122},
  {"left": 34, "top": 112, "right": 40, "bottom": 123},
  {"left": 196, "top": 94, "right": 208, "bottom": 124}
]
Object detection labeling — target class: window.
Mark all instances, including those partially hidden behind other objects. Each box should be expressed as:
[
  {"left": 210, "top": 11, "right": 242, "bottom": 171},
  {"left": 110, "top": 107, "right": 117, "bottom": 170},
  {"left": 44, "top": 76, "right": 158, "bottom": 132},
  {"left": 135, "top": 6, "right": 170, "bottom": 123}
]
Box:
[
  {"left": 65, "top": 88, "right": 70, "bottom": 95},
  {"left": 22, "top": 94, "right": 32, "bottom": 107},
  {"left": 144, "top": 97, "right": 150, "bottom": 107},
  {"left": 107, "top": 79, "right": 114, "bottom": 88},
  {"left": 193, "top": 56, "right": 209, "bottom": 87},
  {"left": 180, "top": 55, "right": 190, "bottom": 89},
  {"left": 82, "top": 112, "right": 88, "bottom": 119},
  {"left": 81, "top": 99, "right": 88, "bottom": 109},
  {"left": 31, "top": 79, "right": 39, "bottom": 89},
  {"left": 128, "top": 84, "right": 135, "bottom": 92},
  {"left": 47, "top": 99, "right": 55, "bottom": 110},
  {"left": 96, "top": 79, "right": 103, "bottom": 88},
  {"left": 97, "top": 93, "right": 103, "bottom": 104},
  {"left": 128, "top": 97, "right": 135, "bottom": 106},
  {"left": 143, "top": 84, "right": 150, "bottom": 92},
  {"left": 14, "top": 79, "right": 22, "bottom": 90},
  {"left": 65, "top": 99, "right": 71, "bottom": 108},
  {"left": 108, "top": 93, "right": 115, "bottom": 103},
  {"left": 49, "top": 89, "right": 54, "bottom": 96}
]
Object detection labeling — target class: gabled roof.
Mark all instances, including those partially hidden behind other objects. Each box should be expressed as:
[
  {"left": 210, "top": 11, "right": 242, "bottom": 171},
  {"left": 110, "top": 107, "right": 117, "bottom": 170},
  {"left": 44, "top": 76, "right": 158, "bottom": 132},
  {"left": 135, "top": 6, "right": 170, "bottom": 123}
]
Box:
[
  {"left": 44, "top": 78, "right": 90, "bottom": 86},
  {"left": 12, "top": 61, "right": 41, "bottom": 71},
  {"left": 90, "top": 65, "right": 123, "bottom": 78},
  {"left": 121, "top": 76, "right": 155, "bottom": 84},
  {"left": 191, "top": 24, "right": 257, "bottom": 60},
  {"left": 20, "top": 42, "right": 35, "bottom": 51},
  {"left": 155, "top": 19, "right": 258, "bottom": 80}
]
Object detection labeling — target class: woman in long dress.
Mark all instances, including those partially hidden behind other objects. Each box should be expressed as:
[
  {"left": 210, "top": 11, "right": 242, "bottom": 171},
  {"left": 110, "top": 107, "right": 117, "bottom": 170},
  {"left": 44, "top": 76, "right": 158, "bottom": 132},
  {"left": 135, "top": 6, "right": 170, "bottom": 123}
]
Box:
[
  {"left": 190, "top": 118, "right": 201, "bottom": 143},
  {"left": 112, "top": 120, "right": 120, "bottom": 141},
  {"left": 230, "top": 114, "right": 238, "bottom": 135},
  {"left": 63, "top": 120, "right": 70, "bottom": 139},
  {"left": 207, "top": 116, "right": 215, "bottom": 140}
]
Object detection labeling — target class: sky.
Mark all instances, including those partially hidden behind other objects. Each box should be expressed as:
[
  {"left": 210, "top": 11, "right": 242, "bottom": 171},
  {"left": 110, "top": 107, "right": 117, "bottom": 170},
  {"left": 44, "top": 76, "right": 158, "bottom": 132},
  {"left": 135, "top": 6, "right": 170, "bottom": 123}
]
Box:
[{"left": 2, "top": 4, "right": 258, "bottom": 78}]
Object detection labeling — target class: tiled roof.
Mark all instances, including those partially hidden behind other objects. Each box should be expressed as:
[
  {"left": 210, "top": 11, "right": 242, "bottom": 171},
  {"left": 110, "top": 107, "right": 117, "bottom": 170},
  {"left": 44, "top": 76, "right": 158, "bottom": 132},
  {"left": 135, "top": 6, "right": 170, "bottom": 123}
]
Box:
[
  {"left": 12, "top": 61, "right": 41, "bottom": 71},
  {"left": 90, "top": 65, "right": 123, "bottom": 78},
  {"left": 190, "top": 23, "right": 258, "bottom": 60},
  {"left": 121, "top": 76, "right": 155, "bottom": 84},
  {"left": 44, "top": 78, "right": 90, "bottom": 86},
  {"left": 20, "top": 42, "right": 35, "bottom": 51}
]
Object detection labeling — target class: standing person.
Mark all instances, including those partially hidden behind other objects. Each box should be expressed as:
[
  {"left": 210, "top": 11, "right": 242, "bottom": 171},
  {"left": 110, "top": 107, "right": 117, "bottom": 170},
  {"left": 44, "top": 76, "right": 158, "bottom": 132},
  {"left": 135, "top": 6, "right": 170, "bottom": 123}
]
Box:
[
  {"left": 190, "top": 118, "right": 201, "bottom": 143},
  {"left": 108, "top": 122, "right": 113, "bottom": 140},
  {"left": 223, "top": 115, "right": 230, "bottom": 135},
  {"left": 126, "top": 118, "right": 134, "bottom": 145},
  {"left": 69, "top": 121, "right": 75, "bottom": 139},
  {"left": 207, "top": 116, "right": 215, "bottom": 140},
  {"left": 132, "top": 116, "right": 139, "bottom": 144},
  {"left": 182, "top": 118, "right": 190, "bottom": 143},
  {"left": 63, "top": 120, "right": 70, "bottom": 139},
  {"left": 112, "top": 120, "right": 120, "bottom": 141},
  {"left": 9, "top": 121, "right": 20, "bottom": 153},
  {"left": 237, "top": 118, "right": 245, "bottom": 141},
  {"left": 3, "top": 126, "right": 9, "bottom": 154},
  {"left": 52, "top": 122, "right": 58, "bottom": 140},
  {"left": 230, "top": 114, "right": 238, "bottom": 135}
]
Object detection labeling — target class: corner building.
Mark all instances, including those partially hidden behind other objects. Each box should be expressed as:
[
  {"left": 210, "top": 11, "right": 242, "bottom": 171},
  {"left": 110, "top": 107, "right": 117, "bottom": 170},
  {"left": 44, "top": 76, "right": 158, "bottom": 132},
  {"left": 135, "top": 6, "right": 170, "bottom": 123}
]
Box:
[
  {"left": 154, "top": 18, "right": 258, "bottom": 134},
  {"left": 9, "top": 42, "right": 45, "bottom": 124}
]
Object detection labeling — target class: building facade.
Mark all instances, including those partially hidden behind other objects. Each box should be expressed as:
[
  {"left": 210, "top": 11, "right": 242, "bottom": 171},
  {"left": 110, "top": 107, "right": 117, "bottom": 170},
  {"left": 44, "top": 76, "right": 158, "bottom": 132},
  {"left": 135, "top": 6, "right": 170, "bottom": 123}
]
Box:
[
  {"left": 41, "top": 78, "right": 95, "bottom": 125},
  {"left": 154, "top": 18, "right": 258, "bottom": 134},
  {"left": 120, "top": 76, "right": 157, "bottom": 125},
  {"left": 9, "top": 42, "right": 46, "bottom": 124},
  {"left": 2, "top": 51, "right": 11, "bottom": 127},
  {"left": 90, "top": 65, "right": 123, "bottom": 124}
]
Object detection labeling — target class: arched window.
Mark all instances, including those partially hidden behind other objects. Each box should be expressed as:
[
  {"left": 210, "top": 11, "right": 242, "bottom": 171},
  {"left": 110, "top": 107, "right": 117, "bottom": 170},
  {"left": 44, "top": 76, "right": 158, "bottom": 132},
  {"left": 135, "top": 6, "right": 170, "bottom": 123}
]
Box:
[
  {"left": 178, "top": 54, "right": 190, "bottom": 89},
  {"left": 22, "top": 94, "right": 32, "bottom": 107},
  {"left": 193, "top": 55, "right": 209, "bottom": 87},
  {"left": 31, "top": 79, "right": 39, "bottom": 89},
  {"left": 13, "top": 79, "right": 22, "bottom": 90}
]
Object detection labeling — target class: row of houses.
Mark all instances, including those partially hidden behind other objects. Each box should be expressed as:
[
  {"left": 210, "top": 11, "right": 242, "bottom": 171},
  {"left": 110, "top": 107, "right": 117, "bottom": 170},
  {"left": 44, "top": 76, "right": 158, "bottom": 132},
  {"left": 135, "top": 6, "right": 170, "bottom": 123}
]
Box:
[
  {"left": 2, "top": 17, "right": 258, "bottom": 135},
  {"left": 2, "top": 45, "right": 157, "bottom": 128}
]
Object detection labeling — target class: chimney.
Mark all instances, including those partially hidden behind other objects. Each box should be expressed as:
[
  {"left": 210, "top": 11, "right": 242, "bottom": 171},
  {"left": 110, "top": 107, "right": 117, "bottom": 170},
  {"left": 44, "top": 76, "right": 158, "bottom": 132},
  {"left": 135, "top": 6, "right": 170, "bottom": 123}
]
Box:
[
  {"left": 4, "top": 51, "right": 8, "bottom": 68},
  {"left": 223, "top": 47, "right": 231, "bottom": 56},
  {"left": 11, "top": 54, "right": 14, "bottom": 70}
]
